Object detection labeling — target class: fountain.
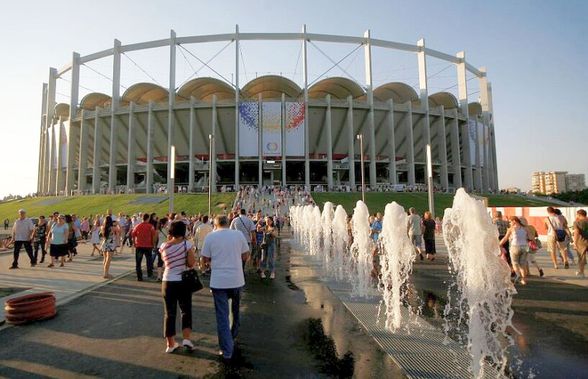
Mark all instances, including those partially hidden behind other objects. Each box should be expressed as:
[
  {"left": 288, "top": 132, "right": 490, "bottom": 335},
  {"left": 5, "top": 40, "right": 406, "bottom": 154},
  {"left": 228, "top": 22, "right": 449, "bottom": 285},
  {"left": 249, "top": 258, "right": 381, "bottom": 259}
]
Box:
[
  {"left": 349, "top": 200, "right": 373, "bottom": 298},
  {"left": 321, "top": 202, "right": 335, "bottom": 274},
  {"left": 442, "top": 188, "right": 516, "bottom": 378},
  {"left": 379, "top": 201, "right": 416, "bottom": 331},
  {"left": 331, "top": 205, "right": 349, "bottom": 281}
]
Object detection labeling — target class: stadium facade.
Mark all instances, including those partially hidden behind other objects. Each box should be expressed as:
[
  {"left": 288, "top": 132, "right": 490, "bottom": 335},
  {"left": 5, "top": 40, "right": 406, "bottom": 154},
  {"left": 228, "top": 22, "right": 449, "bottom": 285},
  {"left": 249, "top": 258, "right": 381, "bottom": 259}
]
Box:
[{"left": 36, "top": 27, "right": 498, "bottom": 195}]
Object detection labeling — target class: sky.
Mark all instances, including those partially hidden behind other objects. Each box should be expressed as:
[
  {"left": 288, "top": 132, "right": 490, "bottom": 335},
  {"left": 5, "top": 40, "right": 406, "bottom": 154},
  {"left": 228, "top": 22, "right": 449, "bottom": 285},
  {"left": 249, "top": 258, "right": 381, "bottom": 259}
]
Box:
[{"left": 0, "top": 0, "right": 586, "bottom": 197}]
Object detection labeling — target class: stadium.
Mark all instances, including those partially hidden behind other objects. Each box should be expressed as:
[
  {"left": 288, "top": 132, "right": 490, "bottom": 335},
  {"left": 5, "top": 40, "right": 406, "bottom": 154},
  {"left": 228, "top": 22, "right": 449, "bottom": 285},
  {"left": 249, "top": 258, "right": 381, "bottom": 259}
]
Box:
[{"left": 36, "top": 28, "right": 498, "bottom": 195}]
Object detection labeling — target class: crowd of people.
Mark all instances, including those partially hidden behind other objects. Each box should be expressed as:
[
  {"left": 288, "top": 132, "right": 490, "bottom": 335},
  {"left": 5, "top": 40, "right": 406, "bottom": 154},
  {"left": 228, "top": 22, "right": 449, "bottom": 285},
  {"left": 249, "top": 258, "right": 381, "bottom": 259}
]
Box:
[{"left": 493, "top": 206, "right": 587, "bottom": 285}]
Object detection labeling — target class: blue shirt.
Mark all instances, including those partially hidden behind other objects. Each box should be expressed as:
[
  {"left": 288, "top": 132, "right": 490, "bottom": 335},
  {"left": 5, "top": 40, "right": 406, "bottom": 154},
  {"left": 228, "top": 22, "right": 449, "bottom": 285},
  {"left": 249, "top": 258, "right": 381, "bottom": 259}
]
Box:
[{"left": 371, "top": 220, "right": 382, "bottom": 242}]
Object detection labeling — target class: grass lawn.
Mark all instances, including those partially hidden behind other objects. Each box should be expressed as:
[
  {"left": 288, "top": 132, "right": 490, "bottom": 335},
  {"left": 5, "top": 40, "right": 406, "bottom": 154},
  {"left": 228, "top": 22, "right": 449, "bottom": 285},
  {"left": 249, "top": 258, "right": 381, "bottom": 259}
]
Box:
[
  {"left": 0, "top": 193, "right": 236, "bottom": 223},
  {"left": 311, "top": 192, "right": 557, "bottom": 216}
]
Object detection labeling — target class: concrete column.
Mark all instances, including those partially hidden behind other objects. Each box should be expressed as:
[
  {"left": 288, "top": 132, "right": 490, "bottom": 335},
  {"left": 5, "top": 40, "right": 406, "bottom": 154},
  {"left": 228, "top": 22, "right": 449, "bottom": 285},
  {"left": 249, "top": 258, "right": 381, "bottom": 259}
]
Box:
[
  {"left": 325, "top": 94, "right": 333, "bottom": 190},
  {"left": 258, "top": 94, "right": 263, "bottom": 188},
  {"left": 346, "top": 96, "right": 355, "bottom": 190},
  {"left": 56, "top": 117, "right": 66, "bottom": 195},
  {"left": 405, "top": 101, "right": 416, "bottom": 186},
  {"left": 126, "top": 102, "right": 136, "bottom": 192},
  {"left": 108, "top": 39, "right": 122, "bottom": 193},
  {"left": 92, "top": 108, "right": 102, "bottom": 194},
  {"left": 481, "top": 120, "right": 489, "bottom": 192},
  {"left": 302, "top": 24, "right": 310, "bottom": 189},
  {"left": 78, "top": 111, "right": 89, "bottom": 193},
  {"left": 436, "top": 106, "right": 449, "bottom": 190},
  {"left": 48, "top": 123, "right": 56, "bottom": 194},
  {"left": 46, "top": 68, "right": 57, "bottom": 195},
  {"left": 281, "top": 93, "right": 287, "bottom": 187},
  {"left": 167, "top": 30, "right": 176, "bottom": 195},
  {"left": 188, "top": 97, "right": 196, "bottom": 192},
  {"left": 234, "top": 24, "right": 240, "bottom": 189},
  {"left": 449, "top": 108, "right": 462, "bottom": 189},
  {"left": 386, "top": 99, "right": 397, "bottom": 185},
  {"left": 146, "top": 101, "right": 154, "bottom": 194},
  {"left": 456, "top": 51, "right": 473, "bottom": 191},
  {"left": 38, "top": 83, "right": 48, "bottom": 193},
  {"left": 474, "top": 118, "right": 483, "bottom": 191},
  {"left": 364, "top": 30, "right": 377, "bottom": 188},
  {"left": 479, "top": 68, "right": 497, "bottom": 191},
  {"left": 211, "top": 94, "right": 217, "bottom": 193},
  {"left": 65, "top": 52, "right": 80, "bottom": 195}
]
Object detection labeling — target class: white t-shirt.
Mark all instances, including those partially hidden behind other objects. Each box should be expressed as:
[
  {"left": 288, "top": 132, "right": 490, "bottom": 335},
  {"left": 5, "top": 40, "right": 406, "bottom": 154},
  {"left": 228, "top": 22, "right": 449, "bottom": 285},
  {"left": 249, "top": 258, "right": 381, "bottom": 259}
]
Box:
[
  {"left": 229, "top": 215, "right": 255, "bottom": 243},
  {"left": 201, "top": 229, "right": 249, "bottom": 289},
  {"left": 13, "top": 218, "right": 34, "bottom": 241},
  {"left": 407, "top": 214, "right": 422, "bottom": 236}
]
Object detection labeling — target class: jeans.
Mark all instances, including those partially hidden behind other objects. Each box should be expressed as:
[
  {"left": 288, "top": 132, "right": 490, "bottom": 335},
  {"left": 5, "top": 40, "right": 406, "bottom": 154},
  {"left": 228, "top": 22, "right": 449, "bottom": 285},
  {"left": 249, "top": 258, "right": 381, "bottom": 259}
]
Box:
[
  {"left": 135, "top": 247, "right": 154, "bottom": 279},
  {"left": 212, "top": 287, "right": 242, "bottom": 358},
  {"left": 33, "top": 239, "right": 47, "bottom": 263},
  {"left": 12, "top": 241, "right": 34, "bottom": 267},
  {"left": 162, "top": 280, "right": 192, "bottom": 337},
  {"left": 262, "top": 242, "right": 276, "bottom": 272}
]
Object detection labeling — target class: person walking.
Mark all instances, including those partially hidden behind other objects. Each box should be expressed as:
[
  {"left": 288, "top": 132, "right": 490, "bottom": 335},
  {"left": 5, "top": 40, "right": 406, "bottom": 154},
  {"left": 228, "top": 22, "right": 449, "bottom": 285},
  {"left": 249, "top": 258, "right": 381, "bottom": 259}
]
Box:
[
  {"left": 572, "top": 209, "right": 588, "bottom": 278},
  {"left": 407, "top": 208, "right": 423, "bottom": 260},
  {"left": 545, "top": 207, "right": 570, "bottom": 269},
  {"left": 493, "top": 211, "right": 511, "bottom": 268},
  {"left": 3, "top": 218, "right": 9, "bottom": 230},
  {"left": 159, "top": 220, "right": 196, "bottom": 353},
  {"left": 9, "top": 209, "right": 35, "bottom": 269},
  {"left": 201, "top": 215, "right": 250, "bottom": 361},
  {"left": 46, "top": 215, "right": 69, "bottom": 268},
  {"left": 90, "top": 219, "right": 101, "bottom": 256},
  {"left": 500, "top": 216, "right": 530, "bottom": 285},
  {"left": 194, "top": 216, "right": 213, "bottom": 272},
  {"left": 260, "top": 216, "right": 277, "bottom": 279},
  {"left": 132, "top": 213, "right": 157, "bottom": 281},
  {"left": 154, "top": 217, "right": 168, "bottom": 281},
  {"left": 520, "top": 217, "right": 544, "bottom": 278},
  {"left": 33, "top": 215, "right": 48, "bottom": 264},
  {"left": 422, "top": 211, "right": 437, "bottom": 261},
  {"left": 229, "top": 209, "right": 256, "bottom": 251},
  {"left": 65, "top": 215, "right": 78, "bottom": 262},
  {"left": 101, "top": 216, "right": 116, "bottom": 279}
]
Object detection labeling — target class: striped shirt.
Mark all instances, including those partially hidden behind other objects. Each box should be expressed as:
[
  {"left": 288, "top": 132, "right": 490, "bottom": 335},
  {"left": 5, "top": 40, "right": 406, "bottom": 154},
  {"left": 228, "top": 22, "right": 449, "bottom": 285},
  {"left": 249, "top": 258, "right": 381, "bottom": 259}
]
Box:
[{"left": 160, "top": 240, "right": 193, "bottom": 282}]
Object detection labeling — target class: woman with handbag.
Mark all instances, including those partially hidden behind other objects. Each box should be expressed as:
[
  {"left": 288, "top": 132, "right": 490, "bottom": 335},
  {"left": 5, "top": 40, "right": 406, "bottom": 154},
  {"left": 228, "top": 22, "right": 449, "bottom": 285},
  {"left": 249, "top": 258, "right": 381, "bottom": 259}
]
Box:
[
  {"left": 159, "top": 220, "right": 197, "bottom": 353},
  {"left": 500, "top": 216, "right": 530, "bottom": 285},
  {"left": 260, "top": 216, "right": 277, "bottom": 279},
  {"left": 101, "top": 216, "right": 116, "bottom": 279},
  {"left": 520, "top": 217, "right": 544, "bottom": 278}
]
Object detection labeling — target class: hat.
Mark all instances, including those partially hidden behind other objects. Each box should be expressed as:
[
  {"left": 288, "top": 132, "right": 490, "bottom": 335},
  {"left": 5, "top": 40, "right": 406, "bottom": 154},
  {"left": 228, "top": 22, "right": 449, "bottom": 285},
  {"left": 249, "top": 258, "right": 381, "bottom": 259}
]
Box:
[{"left": 18, "top": 209, "right": 26, "bottom": 213}]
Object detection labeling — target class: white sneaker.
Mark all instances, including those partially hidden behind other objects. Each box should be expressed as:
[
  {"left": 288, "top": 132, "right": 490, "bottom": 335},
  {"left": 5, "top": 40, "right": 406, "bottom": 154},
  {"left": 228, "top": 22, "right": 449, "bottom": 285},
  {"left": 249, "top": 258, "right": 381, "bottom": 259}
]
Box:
[
  {"left": 270, "top": 272, "right": 275, "bottom": 279},
  {"left": 576, "top": 271, "right": 585, "bottom": 278},
  {"left": 165, "top": 342, "right": 180, "bottom": 353},
  {"left": 260, "top": 271, "right": 266, "bottom": 279},
  {"left": 182, "top": 339, "right": 194, "bottom": 350}
]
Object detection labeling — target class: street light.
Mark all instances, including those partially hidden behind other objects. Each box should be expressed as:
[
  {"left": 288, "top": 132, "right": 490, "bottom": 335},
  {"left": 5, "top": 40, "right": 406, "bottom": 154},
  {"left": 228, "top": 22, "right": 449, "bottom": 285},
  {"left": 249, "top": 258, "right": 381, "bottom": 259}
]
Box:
[
  {"left": 356, "top": 134, "right": 365, "bottom": 203},
  {"left": 169, "top": 145, "right": 175, "bottom": 214},
  {"left": 426, "top": 143, "right": 435, "bottom": 218},
  {"left": 208, "top": 134, "right": 213, "bottom": 217}
]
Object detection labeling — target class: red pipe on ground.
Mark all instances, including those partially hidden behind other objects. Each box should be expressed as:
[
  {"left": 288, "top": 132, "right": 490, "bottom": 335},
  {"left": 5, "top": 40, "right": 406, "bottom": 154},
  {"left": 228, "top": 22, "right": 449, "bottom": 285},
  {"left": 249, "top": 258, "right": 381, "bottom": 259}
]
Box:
[{"left": 4, "top": 292, "right": 56, "bottom": 325}]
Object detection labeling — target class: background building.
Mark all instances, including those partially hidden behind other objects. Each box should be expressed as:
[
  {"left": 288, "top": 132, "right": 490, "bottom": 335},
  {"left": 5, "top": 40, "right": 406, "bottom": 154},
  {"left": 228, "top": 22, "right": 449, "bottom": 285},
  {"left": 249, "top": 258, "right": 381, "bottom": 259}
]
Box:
[
  {"left": 532, "top": 171, "right": 586, "bottom": 194},
  {"left": 36, "top": 29, "right": 498, "bottom": 195}
]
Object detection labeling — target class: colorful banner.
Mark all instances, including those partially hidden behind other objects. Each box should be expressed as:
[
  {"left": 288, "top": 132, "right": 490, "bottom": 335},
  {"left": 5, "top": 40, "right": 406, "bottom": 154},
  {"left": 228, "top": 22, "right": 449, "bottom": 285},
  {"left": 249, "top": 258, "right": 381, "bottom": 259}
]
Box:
[
  {"left": 285, "top": 101, "right": 305, "bottom": 156},
  {"left": 239, "top": 100, "right": 305, "bottom": 158},
  {"left": 238, "top": 101, "right": 259, "bottom": 157},
  {"left": 262, "top": 102, "right": 282, "bottom": 157}
]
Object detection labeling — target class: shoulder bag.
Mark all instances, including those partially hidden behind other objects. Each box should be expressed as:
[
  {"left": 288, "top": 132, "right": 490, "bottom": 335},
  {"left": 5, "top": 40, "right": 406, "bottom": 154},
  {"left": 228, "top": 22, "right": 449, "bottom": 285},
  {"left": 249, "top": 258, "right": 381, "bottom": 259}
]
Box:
[
  {"left": 181, "top": 241, "right": 203, "bottom": 292},
  {"left": 547, "top": 217, "right": 567, "bottom": 242}
]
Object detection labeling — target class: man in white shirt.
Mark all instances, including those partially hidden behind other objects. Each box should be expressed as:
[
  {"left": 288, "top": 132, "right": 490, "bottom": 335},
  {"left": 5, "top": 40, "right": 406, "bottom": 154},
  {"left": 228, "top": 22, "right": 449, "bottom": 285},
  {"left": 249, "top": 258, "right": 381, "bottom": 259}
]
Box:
[
  {"left": 10, "top": 209, "right": 35, "bottom": 269},
  {"left": 407, "top": 207, "right": 423, "bottom": 260},
  {"left": 229, "top": 209, "right": 256, "bottom": 249},
  {"left": 201, "top": 215, "right": 250, "bottom": 361}
]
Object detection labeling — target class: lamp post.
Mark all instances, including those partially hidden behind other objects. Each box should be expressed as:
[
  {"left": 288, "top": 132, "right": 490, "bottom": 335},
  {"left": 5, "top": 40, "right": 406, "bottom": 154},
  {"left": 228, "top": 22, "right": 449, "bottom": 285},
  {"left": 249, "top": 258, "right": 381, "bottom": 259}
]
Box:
[
  {"left": 356, "top": 134, "right": 365, "bottom": 203},
  {"left": 208, "top": 134, "right": 213, "bottom": 217},
  {"left": 169, "top": 145, "right": 175, "bottom": 214},
  {"left": 426, "top": 143, "right": 435, "bottom": 218}
]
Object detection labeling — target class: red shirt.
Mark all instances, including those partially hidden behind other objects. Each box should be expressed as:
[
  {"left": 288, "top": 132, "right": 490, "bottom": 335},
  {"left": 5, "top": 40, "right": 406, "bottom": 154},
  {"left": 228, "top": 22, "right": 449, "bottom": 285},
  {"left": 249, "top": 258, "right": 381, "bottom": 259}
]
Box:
[{"left": 132, "top": 222, "right": 156, "bottom": 248}]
